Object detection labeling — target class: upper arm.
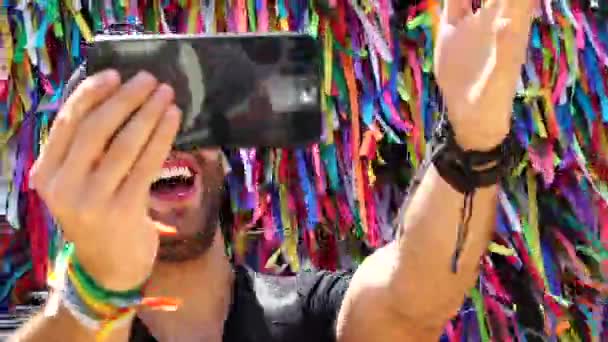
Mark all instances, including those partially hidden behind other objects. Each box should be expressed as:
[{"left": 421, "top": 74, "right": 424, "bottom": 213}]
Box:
[{"left": 335, "top": 243, "right": 445, "bottom": 342}]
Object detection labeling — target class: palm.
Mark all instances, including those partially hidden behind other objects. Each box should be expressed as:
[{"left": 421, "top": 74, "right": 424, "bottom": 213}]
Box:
[
  {"left": 433, "top": 0, "right": 535, "bottom": 149},
  {"left": 435, "top": 8, "right": 498, "bottom": 118}
]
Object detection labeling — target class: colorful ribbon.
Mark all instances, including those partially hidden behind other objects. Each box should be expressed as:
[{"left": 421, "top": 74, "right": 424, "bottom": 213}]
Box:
[{"left": 1, "top": 1, "right": 607, "bottom": 340}]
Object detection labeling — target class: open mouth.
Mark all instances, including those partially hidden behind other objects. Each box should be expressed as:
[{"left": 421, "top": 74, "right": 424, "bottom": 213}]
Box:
[{"left": 151, "top": 161, "right": 198, "bottom": 201}]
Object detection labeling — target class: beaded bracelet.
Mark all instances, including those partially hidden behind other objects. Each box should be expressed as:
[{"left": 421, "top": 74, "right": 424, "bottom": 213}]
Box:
[{"left": 46, "top": 243, "right": 180, "bottom": 341}]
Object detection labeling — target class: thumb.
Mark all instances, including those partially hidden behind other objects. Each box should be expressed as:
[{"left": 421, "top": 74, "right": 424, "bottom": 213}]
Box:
[
  {"left": 444, "top": 0, "right": 471, "bottom": 24},
  {"left": 477, "top": 0, "right": 505, "bottom": 31},
  {"left": 502, "top": 0, "right": 537, "bottom": 35},
  {"left": 495, "top": 0, "right": 534, "bottom": 67}
]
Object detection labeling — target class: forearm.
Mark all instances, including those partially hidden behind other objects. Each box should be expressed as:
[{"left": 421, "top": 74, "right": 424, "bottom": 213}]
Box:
[
  {"left": 390, "top": 163, "right": 497, "bottom": 327},
  {"left": 9, "top": 293, "right": 132, "bottom": 342}
]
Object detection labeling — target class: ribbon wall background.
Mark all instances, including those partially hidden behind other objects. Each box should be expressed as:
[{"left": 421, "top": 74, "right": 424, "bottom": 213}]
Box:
[{"left": 1, "top": 0, "right": 608, "bottom": 341}]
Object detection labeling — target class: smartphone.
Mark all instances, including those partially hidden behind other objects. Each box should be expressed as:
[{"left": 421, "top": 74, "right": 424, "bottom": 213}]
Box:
[{"left": 85, "top": 33, "right": 322, "bottom": 150}]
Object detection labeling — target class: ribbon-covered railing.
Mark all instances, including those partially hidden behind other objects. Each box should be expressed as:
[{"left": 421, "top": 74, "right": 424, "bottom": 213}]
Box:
[{"left": 1, "top": 0, "right": 607, "bottom": 340}]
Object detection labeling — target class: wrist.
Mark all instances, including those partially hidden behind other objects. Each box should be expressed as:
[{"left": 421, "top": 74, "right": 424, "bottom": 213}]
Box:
[
  {"left": 430, "top": 116, "right": 517, "bottom": 194},
  {"left": 74, "top": 248, "right": 150, "bottom": 292},
  {"left": 453, "top": 133, "right": 509, "bottom": 152},
  {"left": 429, "top": 115, "right": 520, "bottom": 273},
  {"left": 46, "top": 243, "right": 179, "bottom": 340},
  {"left": 46, "top": 243, "right": 144, "bottom": 339},
  {"left": 448, "top": 112, "right": 511, "bottom": 152}
]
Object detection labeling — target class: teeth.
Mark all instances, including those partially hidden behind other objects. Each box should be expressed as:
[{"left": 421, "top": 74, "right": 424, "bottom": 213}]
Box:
[{"left": 153, "top": 166, "right": 193, "bottom": 183}]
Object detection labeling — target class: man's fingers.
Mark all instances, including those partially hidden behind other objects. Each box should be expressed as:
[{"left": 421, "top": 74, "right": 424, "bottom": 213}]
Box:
[
  {"left": 502, "top": 0, "right": 536, "bottom": 35},
  {"left": 61, "top": 71, "right": 159, "bottom": 182},
  {"left": 30, "top": 70, "right": 121, "bottom": 191},
  {"left": 477, "top": 0, "right": 504, "bottom": 29},
  {"left": 118, "top": 105, "right": 182, "bottom": 202},
  {"left": 486, "top": 9, "right": 531, "bottom": 114},
  {"left": 495, "top": 0, "right": 534, "bottom": 69},
  {"left": 89, "top": 84, "right": 175, "bottom": 199},
  {"left": 444, "top": 0, "right": 471, "bottom": 24}
]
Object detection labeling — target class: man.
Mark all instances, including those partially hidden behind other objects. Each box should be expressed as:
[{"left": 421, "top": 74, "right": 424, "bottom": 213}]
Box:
[{"left": 10, "top": 0, "right": 535, "bottom": 341}]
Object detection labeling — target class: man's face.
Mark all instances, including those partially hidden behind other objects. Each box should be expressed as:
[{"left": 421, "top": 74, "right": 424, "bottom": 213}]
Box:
[{"left": 148, "top": 149, "right": 226, "bottom": 262}]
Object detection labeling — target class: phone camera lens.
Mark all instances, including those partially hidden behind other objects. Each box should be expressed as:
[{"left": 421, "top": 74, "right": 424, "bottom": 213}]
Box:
[{"left": 298, "top": 79, "right": 318, "bottom": 105}]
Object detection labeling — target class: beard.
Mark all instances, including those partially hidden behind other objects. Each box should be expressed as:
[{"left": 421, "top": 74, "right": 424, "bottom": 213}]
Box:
[{"left": 155, "top": 153, "right": 226, "bottom": 263}]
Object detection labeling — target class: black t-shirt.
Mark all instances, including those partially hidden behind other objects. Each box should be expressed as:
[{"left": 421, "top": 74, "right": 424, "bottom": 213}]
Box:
[{"left": 130, "top": 266, "right": 352, "bottom": 342}]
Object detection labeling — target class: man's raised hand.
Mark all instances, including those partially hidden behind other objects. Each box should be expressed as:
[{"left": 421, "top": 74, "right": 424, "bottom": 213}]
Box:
[
  {"left": 30, "top": 70, "right": 182, "bottom": 291},
  {"left": 434, "top": 0, "right": 536, "bottom": 151}
]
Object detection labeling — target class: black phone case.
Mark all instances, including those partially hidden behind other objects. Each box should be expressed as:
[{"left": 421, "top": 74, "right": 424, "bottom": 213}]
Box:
[{"left": 86, "top": 33, "right": 322, "bottom": 149}]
